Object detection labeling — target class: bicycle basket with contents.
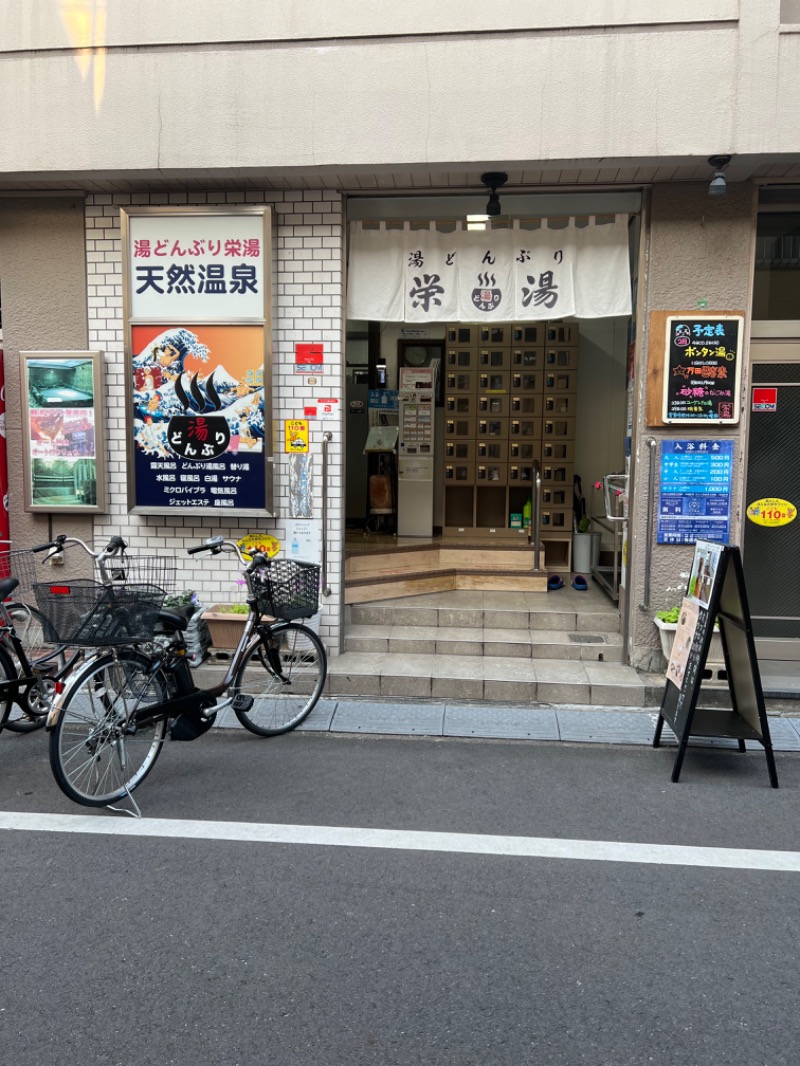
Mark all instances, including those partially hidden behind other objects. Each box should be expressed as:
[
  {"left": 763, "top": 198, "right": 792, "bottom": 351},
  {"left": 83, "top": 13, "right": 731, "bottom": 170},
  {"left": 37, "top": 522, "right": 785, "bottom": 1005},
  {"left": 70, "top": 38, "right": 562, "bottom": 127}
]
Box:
[
  {"left": 252, "top": 559, "right": 320, "bottom": 620},
  {"left": 33, "top": 579, "right": 167, "bottom": 646}
]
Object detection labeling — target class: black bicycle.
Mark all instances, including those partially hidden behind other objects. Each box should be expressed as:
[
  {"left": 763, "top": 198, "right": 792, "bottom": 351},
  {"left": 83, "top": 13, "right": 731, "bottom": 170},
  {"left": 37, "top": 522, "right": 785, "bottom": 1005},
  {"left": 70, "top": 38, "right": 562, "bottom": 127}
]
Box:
[
  {"left": 44, "top": 537, "right": 326, "bottom": 808},
  {"left": 0, "top": 535, "right": 175, "bottom": 735}
]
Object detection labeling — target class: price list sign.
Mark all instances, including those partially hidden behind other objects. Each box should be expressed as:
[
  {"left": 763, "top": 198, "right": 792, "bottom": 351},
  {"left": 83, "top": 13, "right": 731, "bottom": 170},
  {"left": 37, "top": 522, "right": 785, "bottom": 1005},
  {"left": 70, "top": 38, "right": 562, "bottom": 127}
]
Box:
[{"left": 657, "top": 439, "right": 734, "bottom": 544}]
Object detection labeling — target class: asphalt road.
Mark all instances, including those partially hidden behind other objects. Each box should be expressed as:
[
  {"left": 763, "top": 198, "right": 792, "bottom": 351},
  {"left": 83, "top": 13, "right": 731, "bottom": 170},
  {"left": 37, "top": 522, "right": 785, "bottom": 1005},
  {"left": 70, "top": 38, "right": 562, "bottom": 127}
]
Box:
[{"left": 2, "top": 728, "right": 800, "bottom": 1066}]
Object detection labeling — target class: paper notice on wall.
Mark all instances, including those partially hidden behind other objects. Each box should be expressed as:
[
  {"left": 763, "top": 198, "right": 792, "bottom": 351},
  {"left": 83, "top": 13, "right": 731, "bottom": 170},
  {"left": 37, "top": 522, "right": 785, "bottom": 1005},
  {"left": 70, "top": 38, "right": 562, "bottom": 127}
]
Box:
[
  {"left": 285, "top": 518, "right": 322, "bottom": 565},
  {"left": 316, "top": 398, "right": 339, "bottom": 421}
]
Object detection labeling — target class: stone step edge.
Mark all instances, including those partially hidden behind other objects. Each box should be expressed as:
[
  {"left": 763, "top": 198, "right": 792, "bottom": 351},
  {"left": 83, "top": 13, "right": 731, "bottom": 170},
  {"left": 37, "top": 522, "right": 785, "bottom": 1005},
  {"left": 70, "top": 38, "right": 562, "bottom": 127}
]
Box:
[
  {"left": 346, "top": 623, "right": 621, "bottom": 640},
  {"left": 346, "top": 540, "right": 534, "bottom": 560},
  {"left": 346, "top": 566, "right": 545, "bottom": 588}
]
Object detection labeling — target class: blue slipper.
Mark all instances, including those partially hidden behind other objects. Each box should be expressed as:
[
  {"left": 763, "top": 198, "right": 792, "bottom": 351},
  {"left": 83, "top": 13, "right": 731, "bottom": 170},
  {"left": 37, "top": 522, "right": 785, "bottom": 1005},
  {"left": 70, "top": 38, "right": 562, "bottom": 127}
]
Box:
[
  {"left": 547, "top": 575, "right": 565, "bottom": 591},
  {"left": 572, "top": 575, "right": 588, "bottom": 591}
]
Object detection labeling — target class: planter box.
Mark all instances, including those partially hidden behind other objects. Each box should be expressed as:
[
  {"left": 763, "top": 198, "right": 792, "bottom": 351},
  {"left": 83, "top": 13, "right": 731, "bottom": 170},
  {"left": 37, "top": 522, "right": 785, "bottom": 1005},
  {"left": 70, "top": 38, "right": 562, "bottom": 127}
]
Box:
[
  {"left": 654, "top": 617, "right": 723, "bottom": 663},
  {"left": 203, "top": 606, "right": 248, "bottom": 649}
]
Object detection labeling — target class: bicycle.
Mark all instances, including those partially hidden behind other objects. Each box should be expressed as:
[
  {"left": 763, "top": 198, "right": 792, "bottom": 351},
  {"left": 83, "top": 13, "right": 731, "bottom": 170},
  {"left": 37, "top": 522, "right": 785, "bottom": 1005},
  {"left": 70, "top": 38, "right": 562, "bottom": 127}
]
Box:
[
  {"left": 44, "top": 536, "right": 326, "bottom": 809},
  {"left": 0, "top": 535, "right": 175, "bottom": 734}
]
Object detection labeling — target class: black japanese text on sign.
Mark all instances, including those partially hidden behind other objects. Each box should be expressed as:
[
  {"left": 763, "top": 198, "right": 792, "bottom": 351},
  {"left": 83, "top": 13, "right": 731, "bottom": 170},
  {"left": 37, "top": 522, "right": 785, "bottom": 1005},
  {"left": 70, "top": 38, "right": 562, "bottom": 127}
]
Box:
[{"left": 662, "top": 315, "right": 743, "bottom": 424}]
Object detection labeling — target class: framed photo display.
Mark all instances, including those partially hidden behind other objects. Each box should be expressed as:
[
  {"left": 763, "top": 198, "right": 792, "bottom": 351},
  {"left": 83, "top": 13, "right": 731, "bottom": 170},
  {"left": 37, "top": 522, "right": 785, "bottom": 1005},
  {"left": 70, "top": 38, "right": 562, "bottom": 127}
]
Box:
[
  {"left": 120, "top": 205, "right": 274, "bottom": 517},
  {"left": 19, "top": 350, "right": 108, "bottom": 513}
]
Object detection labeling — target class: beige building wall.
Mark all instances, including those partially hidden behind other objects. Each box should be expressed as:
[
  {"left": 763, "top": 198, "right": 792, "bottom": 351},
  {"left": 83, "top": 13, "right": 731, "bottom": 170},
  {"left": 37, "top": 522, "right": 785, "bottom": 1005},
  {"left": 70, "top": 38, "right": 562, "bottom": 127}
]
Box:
[
  {"left": 0, "top": 1, "right": 794, "bottom": 182},
  {"left": 629, "top": 183, "right": 756, "bottom": 669},
  {"left": 0, "top": 196, "right": 95, "bottom": 568}
]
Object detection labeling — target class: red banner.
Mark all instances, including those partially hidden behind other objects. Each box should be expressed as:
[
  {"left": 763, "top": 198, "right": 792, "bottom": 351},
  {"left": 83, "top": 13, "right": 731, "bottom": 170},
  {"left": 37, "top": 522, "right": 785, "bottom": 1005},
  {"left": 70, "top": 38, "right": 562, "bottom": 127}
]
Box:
[{"left": 0, "top": 352, "right": 8, "bottom": 541}]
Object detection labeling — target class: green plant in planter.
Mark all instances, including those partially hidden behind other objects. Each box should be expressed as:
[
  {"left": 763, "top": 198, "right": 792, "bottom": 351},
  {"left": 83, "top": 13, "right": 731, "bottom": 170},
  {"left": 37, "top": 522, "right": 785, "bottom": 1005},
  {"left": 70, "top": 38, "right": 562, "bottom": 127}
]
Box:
[
  {"left": 212, "top": 603, "right": 249, "bottom": 615},
  {"left": 577, "top": 515, "right": 591, "bottom": 534}
]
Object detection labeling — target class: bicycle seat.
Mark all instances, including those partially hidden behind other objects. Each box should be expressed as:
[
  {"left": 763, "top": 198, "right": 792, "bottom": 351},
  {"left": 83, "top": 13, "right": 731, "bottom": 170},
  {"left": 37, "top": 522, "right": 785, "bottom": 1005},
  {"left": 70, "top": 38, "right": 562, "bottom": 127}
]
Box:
[
  {"left": 0, "top": 577, "right": 19, "bottom": 601},
  {"left": 156, "top": 606, "right": 192, "bottom": 633}
]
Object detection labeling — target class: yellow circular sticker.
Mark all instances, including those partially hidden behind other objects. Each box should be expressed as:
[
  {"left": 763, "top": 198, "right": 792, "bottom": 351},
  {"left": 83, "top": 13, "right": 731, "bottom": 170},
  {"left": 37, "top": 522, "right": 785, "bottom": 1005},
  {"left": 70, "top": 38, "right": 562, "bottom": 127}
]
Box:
[
  {"left": 746, "top": 497, "right": 797, "bottom": 528},
  {"left": 237, "top": 533, "right": 281, "bottom": 559}
]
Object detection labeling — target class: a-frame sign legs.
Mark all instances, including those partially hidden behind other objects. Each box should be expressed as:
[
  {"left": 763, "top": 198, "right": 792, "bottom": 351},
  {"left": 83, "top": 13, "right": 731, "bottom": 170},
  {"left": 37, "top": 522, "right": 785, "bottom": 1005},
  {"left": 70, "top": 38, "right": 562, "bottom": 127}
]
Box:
[{"left": 653, "top": 542, "right": 779, "bottom": 789}]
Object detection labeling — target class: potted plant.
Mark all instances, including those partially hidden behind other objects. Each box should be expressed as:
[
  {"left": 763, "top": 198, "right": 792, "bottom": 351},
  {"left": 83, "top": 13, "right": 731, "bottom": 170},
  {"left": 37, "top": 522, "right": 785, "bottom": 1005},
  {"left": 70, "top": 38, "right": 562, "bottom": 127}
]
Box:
[
  {"left": 654, "top": 604, "right": 723, "bottom": 664},
  {"left": 202, "top": 602, "right": 249, "bottom": 649}
]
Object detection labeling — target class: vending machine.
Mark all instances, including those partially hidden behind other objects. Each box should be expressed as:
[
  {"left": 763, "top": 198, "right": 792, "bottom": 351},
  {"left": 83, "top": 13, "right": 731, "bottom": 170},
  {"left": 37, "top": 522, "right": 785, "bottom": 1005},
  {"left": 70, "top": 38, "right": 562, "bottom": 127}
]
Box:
[{"left": 397, "top": 367, "right": 435, "bottom": 536}]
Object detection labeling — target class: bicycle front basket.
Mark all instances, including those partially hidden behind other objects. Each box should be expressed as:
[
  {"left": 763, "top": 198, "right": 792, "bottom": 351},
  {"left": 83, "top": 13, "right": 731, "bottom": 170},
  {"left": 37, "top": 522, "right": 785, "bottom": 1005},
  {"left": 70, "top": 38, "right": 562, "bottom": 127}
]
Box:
[
  {"left": 104, "top": 556, "right": 178, "bottom": 595},
  {"left": 0, "top": 549, "right": 38, "bottom": 601},
  {"left": 253, "top": 560, "right": 320, "bottom": 621},
  {"left": 33, "top": 580, "right": 167, "bottom": 646}
]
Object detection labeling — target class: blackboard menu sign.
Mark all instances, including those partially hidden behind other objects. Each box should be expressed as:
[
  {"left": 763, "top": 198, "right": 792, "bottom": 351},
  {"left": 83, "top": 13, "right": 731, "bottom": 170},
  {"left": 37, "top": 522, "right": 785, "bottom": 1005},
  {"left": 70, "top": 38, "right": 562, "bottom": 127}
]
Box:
[
  {"left": 662, "top": 315, "right": 743, "bottom": 424},
  {"left": 654, "top": 540, "right": 778, "bottom": 788}
]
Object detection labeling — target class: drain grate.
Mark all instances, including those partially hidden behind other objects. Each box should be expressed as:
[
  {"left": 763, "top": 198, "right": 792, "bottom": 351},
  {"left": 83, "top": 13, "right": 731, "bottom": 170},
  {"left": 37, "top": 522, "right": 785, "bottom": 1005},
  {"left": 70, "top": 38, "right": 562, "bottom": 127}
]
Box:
[{"left": 568, "top": 634, "right": 606, "bottom": 644}]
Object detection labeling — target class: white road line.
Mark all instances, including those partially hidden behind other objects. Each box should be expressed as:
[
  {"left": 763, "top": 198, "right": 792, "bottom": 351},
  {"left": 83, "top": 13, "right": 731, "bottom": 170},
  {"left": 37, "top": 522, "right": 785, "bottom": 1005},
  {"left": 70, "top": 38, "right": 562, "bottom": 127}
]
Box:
[{"left": 1, "top": 810, "right": 800, "bottom": 871}]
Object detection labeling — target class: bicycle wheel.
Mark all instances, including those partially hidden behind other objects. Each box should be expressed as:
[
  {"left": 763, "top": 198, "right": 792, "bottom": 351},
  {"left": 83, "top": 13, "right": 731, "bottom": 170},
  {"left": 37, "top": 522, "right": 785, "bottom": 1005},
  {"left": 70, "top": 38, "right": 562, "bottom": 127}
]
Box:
[
  {"left": 0, "top": 644, "right": 17, "bottom": 732},
  {"left": 232, "top": 621, "right": 327, "bottom": 736},
  {"left": 49, "top": 650, "right": 169, "bottom": 806},
  {"left": 2, "top": 603, "right": 67, "bottom": 733}
]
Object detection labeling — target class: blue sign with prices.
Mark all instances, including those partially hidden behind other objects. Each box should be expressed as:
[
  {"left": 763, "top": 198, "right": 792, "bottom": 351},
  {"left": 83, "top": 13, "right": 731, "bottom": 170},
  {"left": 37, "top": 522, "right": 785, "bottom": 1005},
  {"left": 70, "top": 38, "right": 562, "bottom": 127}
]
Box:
[
  {"left": 657, "top": 439, "right": 734, "bottom": 544},
  {"left": 368, "top": 389, "right": 399, "bottom": 412}
]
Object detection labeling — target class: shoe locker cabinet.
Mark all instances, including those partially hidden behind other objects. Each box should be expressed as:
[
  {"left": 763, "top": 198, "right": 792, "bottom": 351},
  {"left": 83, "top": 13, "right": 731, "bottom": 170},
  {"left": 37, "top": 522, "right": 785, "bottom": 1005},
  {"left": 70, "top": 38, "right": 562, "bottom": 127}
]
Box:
[{"left": 443, "top": 320, "right": 578, "bottom": 569}]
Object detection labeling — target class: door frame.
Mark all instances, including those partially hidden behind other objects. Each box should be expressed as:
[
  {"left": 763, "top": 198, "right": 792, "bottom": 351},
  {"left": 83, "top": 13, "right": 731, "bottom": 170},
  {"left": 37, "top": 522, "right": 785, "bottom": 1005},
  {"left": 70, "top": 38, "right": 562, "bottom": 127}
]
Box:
[{"left": 744, "top": 331, "right": 800, "bottom": 660}]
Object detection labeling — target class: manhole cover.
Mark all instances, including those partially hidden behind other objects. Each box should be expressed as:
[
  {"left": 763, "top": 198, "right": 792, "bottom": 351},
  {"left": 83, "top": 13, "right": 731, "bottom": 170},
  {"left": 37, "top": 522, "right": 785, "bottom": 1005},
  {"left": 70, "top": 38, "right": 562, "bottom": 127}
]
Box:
[{"left": 568, "top": 634, "right": 606, "bottom": 644}]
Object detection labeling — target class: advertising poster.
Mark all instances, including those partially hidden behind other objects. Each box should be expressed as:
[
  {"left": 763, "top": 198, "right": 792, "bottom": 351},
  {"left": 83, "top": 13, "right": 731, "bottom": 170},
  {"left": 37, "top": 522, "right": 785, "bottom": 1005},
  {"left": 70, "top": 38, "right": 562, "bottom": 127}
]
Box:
[
  {"left": 666, "top": 598, "right": 700, "bottom": 689},
  {"left": 131, "top": 324, "right": 266, "bottom": 512},
  {"left": 662, "top": 316, "right": 743, "bottom": 423},
  {"left": 20, "top": 352, "right": 107, "bottom": 513},
  {"left": 122, "top": 206, "right": 271, "bottom": 516}
]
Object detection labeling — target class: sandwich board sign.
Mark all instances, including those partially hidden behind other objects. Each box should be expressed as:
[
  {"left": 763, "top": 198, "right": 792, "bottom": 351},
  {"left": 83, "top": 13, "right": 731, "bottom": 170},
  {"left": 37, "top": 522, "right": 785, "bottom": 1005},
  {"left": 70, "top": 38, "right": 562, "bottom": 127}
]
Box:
[{"left": 653, "top": 540, "right": 778, "bottom": 788}]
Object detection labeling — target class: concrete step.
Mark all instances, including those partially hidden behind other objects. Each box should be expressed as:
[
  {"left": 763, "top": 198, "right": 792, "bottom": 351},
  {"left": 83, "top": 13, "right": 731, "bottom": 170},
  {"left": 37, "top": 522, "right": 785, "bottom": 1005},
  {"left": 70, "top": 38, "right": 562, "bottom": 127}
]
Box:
[
  {"left": 326, "top": 651, "right": 645, "bottom": 706},
  {"left": 345, "top": 568, "right": 547, "bottom": 604},
  {"left": 345, "top": 624, "right": 623, "bottom": 661},
  {"left": 349, "top": 595, "right": 621, "bottom": 635}
]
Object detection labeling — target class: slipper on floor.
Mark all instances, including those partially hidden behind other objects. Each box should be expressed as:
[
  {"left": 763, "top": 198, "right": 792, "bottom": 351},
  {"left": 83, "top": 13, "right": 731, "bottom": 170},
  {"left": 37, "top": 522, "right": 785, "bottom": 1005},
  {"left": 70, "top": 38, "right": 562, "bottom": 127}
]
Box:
[
  {"left": 572, "top": 575, "right": 588, "bottom": 591},
  {"left": 547, "top": 575, "right": 565, "bottom": 591}
]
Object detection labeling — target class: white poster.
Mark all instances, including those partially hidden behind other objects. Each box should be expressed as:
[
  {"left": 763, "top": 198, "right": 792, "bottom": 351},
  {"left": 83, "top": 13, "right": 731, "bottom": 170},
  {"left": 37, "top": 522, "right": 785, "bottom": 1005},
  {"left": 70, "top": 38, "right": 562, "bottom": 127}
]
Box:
[
  {"left": 285, "top": 518, "right": 322, "bottom": 564},
  {"left": 126, "top": 211, "right": 268, "bottom": 321},
  {"left": 347, "top": 217, "right": 631, "bottom": 322}
]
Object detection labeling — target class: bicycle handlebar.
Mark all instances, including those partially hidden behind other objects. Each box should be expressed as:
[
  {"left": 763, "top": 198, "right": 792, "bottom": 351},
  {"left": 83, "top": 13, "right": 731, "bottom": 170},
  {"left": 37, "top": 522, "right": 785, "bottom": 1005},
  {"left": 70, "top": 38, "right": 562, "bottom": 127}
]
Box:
[{"left": 187, "top": 537, "right": 256, "bottom": 569}]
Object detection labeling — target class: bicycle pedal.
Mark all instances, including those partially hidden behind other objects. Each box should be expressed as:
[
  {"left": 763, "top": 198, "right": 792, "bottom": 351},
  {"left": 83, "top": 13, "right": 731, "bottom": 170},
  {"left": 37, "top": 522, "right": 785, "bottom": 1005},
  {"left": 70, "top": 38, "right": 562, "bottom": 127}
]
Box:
[{"left": 231, "top": 694, "right": 254, "bottom": 712}]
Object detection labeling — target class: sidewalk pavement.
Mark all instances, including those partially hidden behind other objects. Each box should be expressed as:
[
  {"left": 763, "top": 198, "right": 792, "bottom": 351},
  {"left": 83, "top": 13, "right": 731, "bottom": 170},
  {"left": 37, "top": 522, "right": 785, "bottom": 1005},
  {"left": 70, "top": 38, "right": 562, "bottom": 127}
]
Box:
[{"left": 212, "top": 698, "right": 800, "bottom": 753}]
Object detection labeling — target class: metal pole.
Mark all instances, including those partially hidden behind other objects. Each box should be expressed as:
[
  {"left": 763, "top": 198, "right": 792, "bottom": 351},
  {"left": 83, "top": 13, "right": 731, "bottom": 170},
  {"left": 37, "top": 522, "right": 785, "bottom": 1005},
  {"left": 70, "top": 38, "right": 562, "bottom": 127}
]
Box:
[
  {"left": 641, "top": 437, "right": 658, "bottom": 610},
  {"left": 321, "top": 431, "right": 333, "bottom": 596}
]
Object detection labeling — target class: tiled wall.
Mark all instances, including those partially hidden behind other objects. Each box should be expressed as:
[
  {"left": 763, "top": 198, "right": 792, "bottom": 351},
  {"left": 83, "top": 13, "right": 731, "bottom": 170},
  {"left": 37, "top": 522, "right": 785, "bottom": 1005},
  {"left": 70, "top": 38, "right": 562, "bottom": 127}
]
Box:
[{"left": 84, "top": 189, "right": 344, "bottom": 653}]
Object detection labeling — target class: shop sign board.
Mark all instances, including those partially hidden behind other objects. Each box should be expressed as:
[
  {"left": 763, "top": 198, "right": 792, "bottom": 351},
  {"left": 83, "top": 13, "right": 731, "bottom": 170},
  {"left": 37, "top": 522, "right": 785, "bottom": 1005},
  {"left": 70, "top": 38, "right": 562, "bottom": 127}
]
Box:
[
  {"left": 662, "top": 315, "right": 743, "bottom": 423},
  {"left": 657, "top": 439, "right": 733, "bottom": 544},
  {"left": 654, "top": 542, "right": 778, "bottom": 788},
  {"left": 121, "top": 206, "right": 273, "bottom": 517},
  {"left": 752, "top": 387, "right": 778, "bottom": 412},
  {"left": 295, "top": 343, "right": 324, "bottom": 367}
]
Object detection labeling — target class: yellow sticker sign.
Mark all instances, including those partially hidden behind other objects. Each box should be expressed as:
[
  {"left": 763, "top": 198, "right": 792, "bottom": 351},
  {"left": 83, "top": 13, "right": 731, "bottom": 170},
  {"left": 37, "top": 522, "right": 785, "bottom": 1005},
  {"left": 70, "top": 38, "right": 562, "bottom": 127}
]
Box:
[
  {"left": 236, "top": 533, "right": 281, "bottom": 560},
  {"left": 284, "top": 419, "right": 309, "bottom": 453},
  {"left": 746, "top": 497, "right": 797, "bottom": 528}
]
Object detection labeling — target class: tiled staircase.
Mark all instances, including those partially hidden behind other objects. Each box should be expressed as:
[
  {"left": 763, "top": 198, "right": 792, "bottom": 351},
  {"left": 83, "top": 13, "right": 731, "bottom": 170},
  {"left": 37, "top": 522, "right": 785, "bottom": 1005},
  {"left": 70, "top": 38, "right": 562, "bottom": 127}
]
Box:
[{"left": 329, "top": 587, "right": 650, "bottom": 707}]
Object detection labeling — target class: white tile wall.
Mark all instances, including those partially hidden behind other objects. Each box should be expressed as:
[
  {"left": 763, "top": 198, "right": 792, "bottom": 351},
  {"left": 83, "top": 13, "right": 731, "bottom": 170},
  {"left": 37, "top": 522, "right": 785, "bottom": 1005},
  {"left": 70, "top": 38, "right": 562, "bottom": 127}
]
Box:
[{"left": 85, "top": 190, "right": 344, "bottom": 654}]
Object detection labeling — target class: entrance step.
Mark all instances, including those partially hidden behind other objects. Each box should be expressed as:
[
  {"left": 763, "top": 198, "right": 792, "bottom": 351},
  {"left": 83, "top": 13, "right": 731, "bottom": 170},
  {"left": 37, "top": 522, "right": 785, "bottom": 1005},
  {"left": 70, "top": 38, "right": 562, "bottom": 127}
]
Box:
[
  {"left": 346, "top": 625, "right": 623, "bottom": 661},
  {"left": 345, "top": 540, "right": 547, "bottom": 602},
  {"left": 348, "top": 590, "right": 621, "bottom": 636},
  {"left": 326, "top": 651, "right": 644, "bottom": 706},
  {"left": 339, "top": 588, "right": 624, "bottom": 706}
]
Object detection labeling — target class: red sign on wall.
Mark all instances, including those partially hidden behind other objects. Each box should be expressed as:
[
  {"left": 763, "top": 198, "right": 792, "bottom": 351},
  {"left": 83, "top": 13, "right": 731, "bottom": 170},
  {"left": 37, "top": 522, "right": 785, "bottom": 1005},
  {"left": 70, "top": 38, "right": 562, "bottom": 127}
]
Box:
[
  {"left": 295, "top": 343, "right": 324, "bottom": 366},
  {"left": 752, "top": 387, "right": 778, "bottom": 412}
]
